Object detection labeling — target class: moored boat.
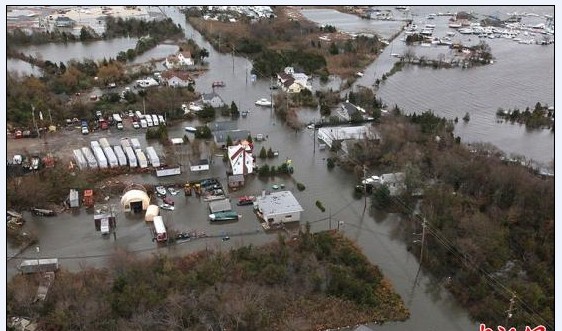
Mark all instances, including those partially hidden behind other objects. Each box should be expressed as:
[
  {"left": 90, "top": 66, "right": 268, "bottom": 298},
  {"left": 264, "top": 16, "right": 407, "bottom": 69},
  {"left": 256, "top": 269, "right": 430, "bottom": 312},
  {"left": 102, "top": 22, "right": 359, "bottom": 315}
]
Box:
[
  {"left": 255, "top": 98, "right": 272, "bottom": 107},
  {"left": 237, "top": 196, "right": 256, "bottom": 206},
  {"left": 209, "top": 210, "right": 240, "bottom": 221}
]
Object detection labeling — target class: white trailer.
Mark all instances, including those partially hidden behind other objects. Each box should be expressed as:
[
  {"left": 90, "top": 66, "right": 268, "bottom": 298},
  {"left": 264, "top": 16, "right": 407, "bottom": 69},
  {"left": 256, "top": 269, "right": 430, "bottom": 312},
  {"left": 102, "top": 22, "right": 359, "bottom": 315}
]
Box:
[
  {"left": 69, "top": 189, "right": 80, "bottom": 208},
  {"left": 81, "top": 147, "right": 98, "bottom": 169},
  {"left": 135, "top": 110, "right": 143, "bottom": 119},
  {"left": 130, "top": 138, "right": 141, "bottom": 150},
  {"left": 19, "top": 258, "right": 59, "bottom": 274},
  {"left": 135, "top": 149, "right": 148, "bottom": 168},
  {"left": 145, "top": 146, "right": 160, "bottom": 167},
  {"left": 153, "top": 216, "right": 168, "bottom": 242},
  {"left": 112, "top": 113, "right": 123, "bottom": 123},
  {"left": 73, "top": 149, "right": 88, "bottom": 170},
  {"left": 146, "top": 115, "right": 154, "bottom": 127},
  {"left": 92, "top": 146, "right": 108, "bottom": 169},
  {"left": 90, "top": 140, "right": 100, "bottom": 150},
  {"left": 151, "top": 114, "right": 159, "bottom": 126},
  {"left": 99, "top": 138, "right": 111, "bottom": 148},
  {"left": 103, "top": 146, "right": 119, "bottom": 168},
  {"left": 124, "top": 146, "right": 138, "bottom": 168},
  {"left": 120, "top": 137, "right": 131, "bottom": 149},
  {"left": 158, "top": 115, "right": 165, "bottom": 126},
  {"left": 113, "top": 145, "right": 128, "bottom": 166}
]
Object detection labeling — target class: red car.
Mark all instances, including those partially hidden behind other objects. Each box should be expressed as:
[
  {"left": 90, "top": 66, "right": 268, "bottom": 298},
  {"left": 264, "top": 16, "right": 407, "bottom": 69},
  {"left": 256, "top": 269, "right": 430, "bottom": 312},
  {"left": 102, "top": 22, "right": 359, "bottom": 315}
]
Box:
[{"left": 162, "top": 196, "right": 174, "bottom": 206}]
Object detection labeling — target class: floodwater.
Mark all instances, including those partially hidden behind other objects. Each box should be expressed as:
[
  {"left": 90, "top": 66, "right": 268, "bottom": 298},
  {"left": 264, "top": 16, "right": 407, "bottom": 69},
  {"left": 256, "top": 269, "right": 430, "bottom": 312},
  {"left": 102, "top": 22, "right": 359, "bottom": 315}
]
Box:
[{"left": 8, "top": 5, "right": 555, "bottom": 330}]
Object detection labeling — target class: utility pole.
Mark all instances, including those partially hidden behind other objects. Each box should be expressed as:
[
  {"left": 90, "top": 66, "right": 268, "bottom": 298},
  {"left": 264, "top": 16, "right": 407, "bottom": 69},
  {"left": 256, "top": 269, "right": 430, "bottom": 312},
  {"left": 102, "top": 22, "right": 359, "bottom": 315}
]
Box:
[
  {"left": 504, "top": 292, "right": 516, "bottom": 327},
  {"left": 329, "top": 208, "right": 332, "bottom": 230},
  {"left": 419, "top": 218, "right": 427, "bottom": 265},
  {"left": 363, "top": 164, "right": 367, "bottom": 211},
  {"left": 31, "top": 105, "right": 39, "bottom": 137}
]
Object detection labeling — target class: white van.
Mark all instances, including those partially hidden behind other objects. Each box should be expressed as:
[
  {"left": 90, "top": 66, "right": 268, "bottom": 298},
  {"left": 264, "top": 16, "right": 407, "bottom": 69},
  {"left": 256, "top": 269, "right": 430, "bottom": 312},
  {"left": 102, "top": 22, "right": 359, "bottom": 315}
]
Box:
[{"left": 152, "top": 114, "right": 159, "bottom": 126}]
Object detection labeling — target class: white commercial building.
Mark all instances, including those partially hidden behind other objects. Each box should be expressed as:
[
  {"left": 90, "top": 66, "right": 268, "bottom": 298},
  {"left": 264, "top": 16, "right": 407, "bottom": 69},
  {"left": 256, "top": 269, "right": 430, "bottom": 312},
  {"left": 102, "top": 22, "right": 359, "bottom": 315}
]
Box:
[{"left": 255, "top": 191, "right": 303, "bottom": 226}]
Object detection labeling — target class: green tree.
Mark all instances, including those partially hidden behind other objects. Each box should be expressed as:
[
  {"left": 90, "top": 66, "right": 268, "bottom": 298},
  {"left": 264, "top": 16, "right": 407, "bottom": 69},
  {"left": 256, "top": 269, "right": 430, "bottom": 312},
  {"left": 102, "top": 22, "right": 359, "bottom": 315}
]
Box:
[
  {"left": 259, "top": 146, "right": 267, "bottom": 159},
  {"left": 267, "top": 147, "right": 275, "bottom": 158},
  {"left": 230, "top": 101, "right": 239, "bottom": 117},
  {"left": 329, "top": 42, "right": 339, "bottom": 55},
  {"left": 226, "top": 135, "right": 233, "bottom": 147}
]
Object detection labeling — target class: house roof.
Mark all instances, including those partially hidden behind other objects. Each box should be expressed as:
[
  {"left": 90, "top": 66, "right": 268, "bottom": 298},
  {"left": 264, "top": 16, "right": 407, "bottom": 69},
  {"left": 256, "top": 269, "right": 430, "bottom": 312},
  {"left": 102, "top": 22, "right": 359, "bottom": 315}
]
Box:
[
  {"left": 257, "top": 191, "right": 303, "bottom": 216},
  {"left": 228, "top": 174, "right": 245, "bottom": 183},
  {"left": 277, "top": 72, "right": 293, "bottom": 81},
  {"left": 214, "top": 129, "right": 251, "bottom": 144},
  {"left": 202, "top": 92, "right": 223, "bottom": 102},
  {"left": 342, "top": 101, "right": 360, "bottom": 116},
  {"left": 180, "top": 51, "right": 192, "bottom": 58},
  {"left": 283, "top": 77, "right": 296, "bottom": 88},
  {"left": 209, "top": 198, "right": 232, "bottom": 213},
  {"left": 380, "top": 172, "right": 405, "bottom": 184},
  {"left": 166, "top": 55, "right": 179, "bottom": 63},
  {"left": 161, "top": 70, "right": 192, "bottom": 82},
  {"left": 209, "top": 120, "right": 237, "bottom": 132}
]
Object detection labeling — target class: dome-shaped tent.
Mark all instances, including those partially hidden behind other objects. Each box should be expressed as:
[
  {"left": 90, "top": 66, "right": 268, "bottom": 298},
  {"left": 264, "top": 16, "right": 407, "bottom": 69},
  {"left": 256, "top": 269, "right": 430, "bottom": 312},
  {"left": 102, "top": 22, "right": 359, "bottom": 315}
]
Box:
[{"left": 120, "top": 189, "right": 150, "bottom": 214}]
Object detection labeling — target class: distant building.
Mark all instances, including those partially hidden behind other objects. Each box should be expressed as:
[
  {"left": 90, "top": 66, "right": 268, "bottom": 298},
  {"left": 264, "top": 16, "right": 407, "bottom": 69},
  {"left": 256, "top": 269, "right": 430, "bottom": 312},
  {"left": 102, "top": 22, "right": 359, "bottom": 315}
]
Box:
[
  {"left": 201, "top": 92, "right": 225, "bottom": 108},
  {"left": 277, "top": 67, "right": 311, "bottom": 93},
  {"left": 317, "top": 125, "right": 379, "bottom": 153},
  {"left": 228, "top": 174, "right": 245, "bottom": 189},
  {"left": 55, "top": 16, "right": 74, "bottom": 27},
  {"left": 190, "top": 158, "right": 210, "bottom": 172},
  {"left": 255, "top": 190, "right": 303, "bottom": 226}
]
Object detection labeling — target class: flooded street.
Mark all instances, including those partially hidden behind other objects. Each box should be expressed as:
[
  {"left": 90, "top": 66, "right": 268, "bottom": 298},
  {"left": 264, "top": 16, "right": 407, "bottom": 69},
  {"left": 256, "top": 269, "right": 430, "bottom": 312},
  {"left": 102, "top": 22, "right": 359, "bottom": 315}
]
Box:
[{"left": 7, "top": 5, "right": 554, "bottom": 330}]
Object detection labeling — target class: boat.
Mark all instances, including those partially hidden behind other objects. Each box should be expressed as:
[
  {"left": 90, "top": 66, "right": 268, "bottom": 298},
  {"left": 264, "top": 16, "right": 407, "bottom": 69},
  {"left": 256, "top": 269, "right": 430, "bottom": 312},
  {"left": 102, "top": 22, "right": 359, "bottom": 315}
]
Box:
[
  {"left": 209, "top": 210, "right": 240, "bottom": 222},
  {"left": 212, "top": 81, "right": 225, "bottom": 87},
  {"left": 168, "top": 187, "right": 179, "bottom": 195},
  {"left": 159, "top": 203, "right": 175, "bottom": 211},
  {"left": 355, "top": 71, "right": 364, "bottom": 77},
  {"left": 185, "top": 126, "right": 197, "bottom": 133},
  {"left": 255, "top": 98, "right": 272, "bottom": 107},
  {"left": 448, "top": 22, "right": 462, "bottom": 28},
  {"left": 31, "top": 208, "right": 56, "bottom": 217},
  {"left": 272, "top": 184, "right": 280, "bottom": 190},
  {"left": 182, "top": 102, "right": 203, "bottom": 114},
  {"left": 241, "top": 110, "right": 248, "bottom": 117},
  {"left": 237, "top": 196, "right": 256, "bottom": 206},
  {"left": 155, "top": 186, "right": 167, "bottom": 196}
]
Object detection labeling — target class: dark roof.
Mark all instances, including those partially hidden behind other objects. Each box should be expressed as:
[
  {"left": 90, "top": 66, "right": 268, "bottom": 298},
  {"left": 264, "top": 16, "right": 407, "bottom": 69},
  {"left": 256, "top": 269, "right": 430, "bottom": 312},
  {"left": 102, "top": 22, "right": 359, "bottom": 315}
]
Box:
[
  {"left": 193, "top": 159, "right": 209, "bottom": 166},
  {"left": 342, "top": 101, "right": 359, "bottom": 116},
  {"left": 214, "top": 129, "right": 251, "bottom": 144},
  {"left": 228, "top": 174, "right": 245, "bottom": 183},
  {"left": 282, "top": 77, "right": 295, "bottom": 88},
  {"left": 208, "top": 121, "right": 237, "bottom": 132},
  {"left": 202, "top": 92, "right": 224, "bottom": 102}
]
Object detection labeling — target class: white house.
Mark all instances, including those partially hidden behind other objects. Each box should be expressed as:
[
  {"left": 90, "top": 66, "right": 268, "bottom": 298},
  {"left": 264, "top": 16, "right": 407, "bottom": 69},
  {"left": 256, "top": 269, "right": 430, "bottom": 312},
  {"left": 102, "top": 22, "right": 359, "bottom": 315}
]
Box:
[
  {"left": 255, "top": 191, "right": 303, "bottom": 225},
  {"left": 228, "top": 142, "right": 254, "bottom": 175},
  {"left": 277, "top": 67, "right": 311, "bottom": 93},
  {"left": 161, "top": 70, "right": 193, "bottom": 88},
  {"left": 165, "top": 51, "right": 194, "bottom": 69},
  {"left": 380, "top": 172, "right": 406, "bottom": 196},
  {"left": 201, "top": 92, "right": 225, "bottom": 108}
]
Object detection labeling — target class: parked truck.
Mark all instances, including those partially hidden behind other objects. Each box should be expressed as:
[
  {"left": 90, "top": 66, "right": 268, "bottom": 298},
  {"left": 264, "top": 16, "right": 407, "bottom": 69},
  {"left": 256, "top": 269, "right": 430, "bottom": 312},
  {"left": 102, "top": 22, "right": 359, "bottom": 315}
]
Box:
[
  {"left": 99, "top": 138, "right": 111, "bottom": 148},
  {"left": 130, "top": 138, "right": 141, "bottom": 150},
  {"left": 152, "top": 216, "right": 168, "bottom": 243}
]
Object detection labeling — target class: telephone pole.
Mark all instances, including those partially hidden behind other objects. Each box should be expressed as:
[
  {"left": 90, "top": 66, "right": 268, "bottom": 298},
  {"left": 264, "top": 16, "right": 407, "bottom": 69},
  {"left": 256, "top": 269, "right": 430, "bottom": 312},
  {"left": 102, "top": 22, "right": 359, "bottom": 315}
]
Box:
[
  {"left": 504, "top": 292, "right": 516, "bottom": 327},
  {"left": 419, "top": 218, "right": 427, "bottom": 265},
  {"left": 363, "top": 164, "right": 367, "bottom": 211}
]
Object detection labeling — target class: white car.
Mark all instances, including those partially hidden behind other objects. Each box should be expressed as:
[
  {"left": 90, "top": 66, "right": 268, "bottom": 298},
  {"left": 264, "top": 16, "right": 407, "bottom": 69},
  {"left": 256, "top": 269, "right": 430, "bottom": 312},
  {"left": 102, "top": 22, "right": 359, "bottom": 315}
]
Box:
[
  {"left": 81, "top": 126, "right": 89, "bottom": 135},
  {"left": 155, "top": 186, "right": 167, "bottom": 196},
  {"left": 132, "top": 121, "right": 140, "bottom": 129},
  {"left": 361, "top": 175, "right": 380, "bottom": 185},
  {"left": 116, "top": 122, "right": 124, "bottom": 130}
]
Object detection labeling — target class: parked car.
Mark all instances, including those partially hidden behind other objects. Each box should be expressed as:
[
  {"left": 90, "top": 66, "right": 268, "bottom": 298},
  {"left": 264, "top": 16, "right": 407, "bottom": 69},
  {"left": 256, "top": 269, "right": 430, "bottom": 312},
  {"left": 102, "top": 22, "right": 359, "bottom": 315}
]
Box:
[
  {"left": 81, "top": 126, "right": 89, "bottom": 135},
  {"left": 155, "top": 186, "right": 167, "bottom": 196},
  {"left": 117, "top": 122, "right": 124, "bottom": 130},
  {"left": 132, "top": 121, "right": 140, "bottom": 129},
  {"left": 162, "top": 196, "right": 174, "bottom": 206}
]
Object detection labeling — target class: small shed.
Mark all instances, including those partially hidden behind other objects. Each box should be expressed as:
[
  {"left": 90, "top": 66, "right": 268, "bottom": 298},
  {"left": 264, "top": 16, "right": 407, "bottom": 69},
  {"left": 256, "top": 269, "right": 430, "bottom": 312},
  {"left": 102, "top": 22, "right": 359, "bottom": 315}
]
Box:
[
  {"left": 228, "top": 174, "right": 245, "bottom": 188},
  {"left": 69, "top": 189, "right": 80, "bottom": 208},
  {"left": 145, "top": 204, "right": 160, "bottom": 222},
  {"left": 190, "top": 159, "right": 210, "bottom": 172},
  {"left": 209, "top": 199, "right": 232, "bottom": 213}
]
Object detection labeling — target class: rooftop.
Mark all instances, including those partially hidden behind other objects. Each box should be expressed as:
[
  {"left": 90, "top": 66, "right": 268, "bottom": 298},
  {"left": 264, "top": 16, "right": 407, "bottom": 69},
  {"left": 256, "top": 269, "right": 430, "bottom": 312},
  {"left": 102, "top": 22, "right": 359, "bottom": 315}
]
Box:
[{"left": 257, "top": 191, "right": 303, "bottom": 216}]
